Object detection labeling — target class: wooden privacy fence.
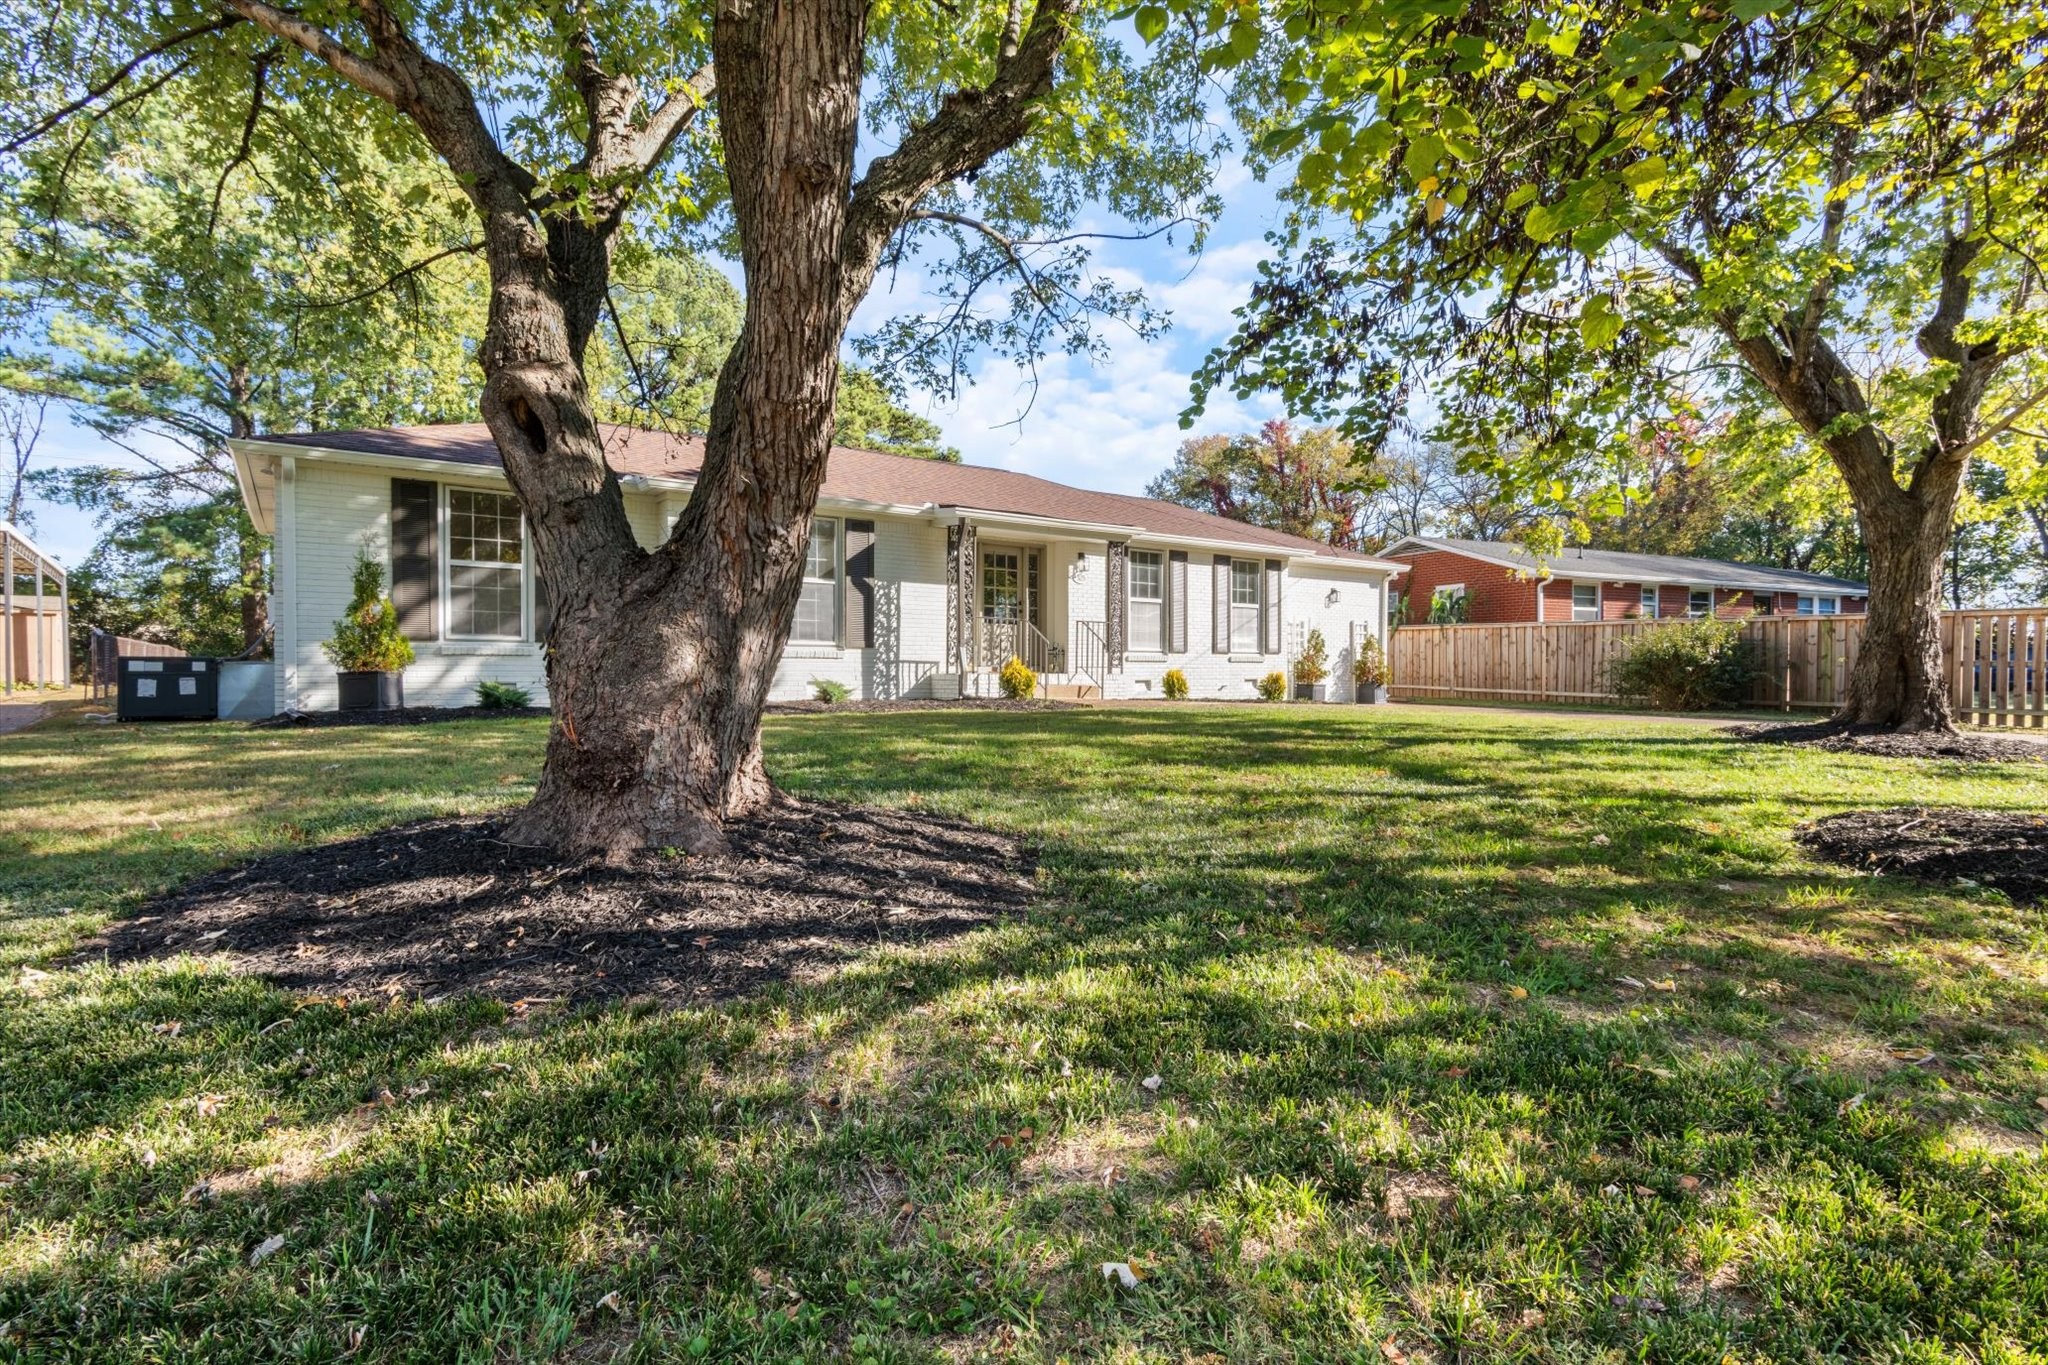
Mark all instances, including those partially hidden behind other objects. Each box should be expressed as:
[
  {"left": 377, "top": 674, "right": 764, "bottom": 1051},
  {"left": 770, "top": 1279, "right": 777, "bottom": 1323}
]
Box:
[
  {"left": 1389, "top": 609, "right": 2048, "bottom": 726},
  {"left": 86, "top": 629, "right": 187, "bottom": 701}
]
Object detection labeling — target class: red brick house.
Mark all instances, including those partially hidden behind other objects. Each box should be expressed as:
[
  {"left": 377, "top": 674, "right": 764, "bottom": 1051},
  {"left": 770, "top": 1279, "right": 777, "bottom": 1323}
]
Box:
[{"left": 1384, "top": 537, "right": 1868, "bottom": 625}]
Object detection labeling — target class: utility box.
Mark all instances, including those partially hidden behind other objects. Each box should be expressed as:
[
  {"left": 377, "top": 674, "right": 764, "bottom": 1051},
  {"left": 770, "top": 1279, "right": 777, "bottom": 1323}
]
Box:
[{"left": 116, "top": 656, "right": 218, "bottom": 721}]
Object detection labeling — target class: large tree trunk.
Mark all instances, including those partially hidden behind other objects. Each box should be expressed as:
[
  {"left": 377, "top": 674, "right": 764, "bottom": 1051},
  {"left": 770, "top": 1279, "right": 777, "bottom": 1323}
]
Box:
[
  {"left": 498, "top": 0, "right": 866, "bottom": 854},
  {"left": 1837, "top": 484, "right": 1956, "bottom": 730}
]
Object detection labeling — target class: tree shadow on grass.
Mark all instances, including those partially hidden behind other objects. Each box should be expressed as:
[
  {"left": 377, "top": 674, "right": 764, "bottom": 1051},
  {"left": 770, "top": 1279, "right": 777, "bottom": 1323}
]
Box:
[{"left": 4, "top": 706, "right": 2045, "bottom": 1361}]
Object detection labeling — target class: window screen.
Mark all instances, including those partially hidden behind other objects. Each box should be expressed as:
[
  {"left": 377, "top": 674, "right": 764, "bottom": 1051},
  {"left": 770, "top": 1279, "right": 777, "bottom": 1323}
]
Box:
[
  {"left": 1229, "top": 558, "right": 1261, "bottom": 652},
  {"left": 1640, "top": 586, "right": 1658, "bottom": 617},
  {"left": 1128, "top": 550, "right": 1164, "bottom": 652},
  {"left": 794, "top": 518, "right": 838, "bottom": 642},
  {"left": 1689, "top": 588, "right": 1712, "bottom": 617},
  {"left": 448, "top": 489, "right": 524, "bottom": 638},
  {"left": 1571, "top": 582, "right": 1599, "bottom": 621}
]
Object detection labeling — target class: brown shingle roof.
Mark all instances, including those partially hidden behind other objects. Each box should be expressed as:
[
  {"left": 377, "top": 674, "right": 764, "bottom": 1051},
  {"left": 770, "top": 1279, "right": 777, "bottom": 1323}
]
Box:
[{"left": 264, "top": 422, "right": 1379, "bottom": 561}]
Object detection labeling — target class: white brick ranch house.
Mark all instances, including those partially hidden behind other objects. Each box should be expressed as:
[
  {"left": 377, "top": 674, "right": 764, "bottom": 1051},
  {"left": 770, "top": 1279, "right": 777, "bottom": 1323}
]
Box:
[{"left": 230, "top": 423, "right": 1402, "bottom": 713}]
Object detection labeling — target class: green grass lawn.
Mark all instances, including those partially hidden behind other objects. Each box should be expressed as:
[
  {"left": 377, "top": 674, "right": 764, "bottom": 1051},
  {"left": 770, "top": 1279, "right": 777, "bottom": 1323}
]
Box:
[{"left": 3, "top": 704, "right": 2046, "bottom": 1363}]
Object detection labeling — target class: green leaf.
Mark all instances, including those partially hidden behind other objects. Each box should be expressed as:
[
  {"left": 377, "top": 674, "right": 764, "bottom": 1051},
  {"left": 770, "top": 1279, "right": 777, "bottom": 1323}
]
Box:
[
  {"left": 1523, "top": 202, "right": 1564, "bottom": 243},
  {"left": 1621, "top": 155, "right": 1668, "bottom": 199},
  {"left": 1134, "top": 6, "right": 1169, "bottom": 44},
  {"left": 1580, "top": 295, "right": 1624, "bottom": 350},
  {"left": 1730, "top": 0, "right": 1788, "bottom": 18}
]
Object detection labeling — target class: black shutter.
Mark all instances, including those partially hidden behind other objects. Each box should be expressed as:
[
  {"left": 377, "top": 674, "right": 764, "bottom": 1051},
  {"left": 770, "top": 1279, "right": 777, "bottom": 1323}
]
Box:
[
  {"left": 1168, "top": 550, "right": 1188, "bottom": 653},
  {"left": 843, "top": 519, "right": 876, "bottom": 648},
  {"left": 1213, "top": 557, "right": 1231, "bottom": 653},
  {"left": 1263, "top": 558, "right": 1283, "bottom": 655},
  {"left": 390, "top": 479, "right": 438, "bottom": 640}
]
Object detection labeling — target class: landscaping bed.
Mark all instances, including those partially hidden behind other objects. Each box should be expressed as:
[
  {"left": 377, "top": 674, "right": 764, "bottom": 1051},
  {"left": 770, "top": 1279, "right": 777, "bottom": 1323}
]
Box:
[
  {"left": 93, "top": 799, "right": 1033, "bottom": 1004},
  {"left": 253, "top": 704, "right": 549, "bottom": 728},
  {"left": 1738, "top": 719, "right": 2048, "bottom": 764},
  {"left": 1799, "top": 806, "right": 2048, "bottom": 904}
]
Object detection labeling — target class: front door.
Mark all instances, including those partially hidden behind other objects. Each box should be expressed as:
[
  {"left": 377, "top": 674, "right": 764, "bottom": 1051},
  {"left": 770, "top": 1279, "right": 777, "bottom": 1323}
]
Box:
[{"left": 980, "top": 548, "right": 1022, "bottom": 666}]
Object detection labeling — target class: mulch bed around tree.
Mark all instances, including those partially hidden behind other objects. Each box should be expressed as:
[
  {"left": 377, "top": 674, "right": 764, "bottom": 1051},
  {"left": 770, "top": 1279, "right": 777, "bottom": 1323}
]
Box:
[
  {"left": 93, "top": 800, "right": 1035, "bottom": 1006},
  {"left": 1799, "top": 807, "right": 2048, "bottom": 905},
  {"left": 1737, "top": 720, "right": 2048, "bottom": 765}
]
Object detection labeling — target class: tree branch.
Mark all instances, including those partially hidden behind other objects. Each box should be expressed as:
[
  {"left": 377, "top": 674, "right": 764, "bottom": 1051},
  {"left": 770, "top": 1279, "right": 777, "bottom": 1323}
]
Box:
[
  {"left": 0, "top": 16, "right": 242, "bottom": 154},
  {"left": 626, "top": 63, "right": 717, "bottom": 176},
  {"left": 216, "top": 0, "right": 404, "bottom": 107},
  {"left": 285, "top": 240, "right": 484, "bottom": 310},
  {"left": 208, "top": 49, "right": 275, "bottom": 236},
  {"left": 839, "top": 0, "right": 1082, "bottom": 316}
]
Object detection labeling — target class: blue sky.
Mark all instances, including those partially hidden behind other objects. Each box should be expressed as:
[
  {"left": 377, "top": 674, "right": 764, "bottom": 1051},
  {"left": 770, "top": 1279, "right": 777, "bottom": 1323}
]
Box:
[{"left": 16, "top": 154, "right": 1296, "bottom": 569}]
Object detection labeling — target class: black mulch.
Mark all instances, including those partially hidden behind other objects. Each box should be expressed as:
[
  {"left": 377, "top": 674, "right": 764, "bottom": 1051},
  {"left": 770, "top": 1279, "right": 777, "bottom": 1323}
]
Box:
[
  {"left": 252, "top": 705, "right": 550, "bottom": 729},
  {"left": 1737, "top": 720, "right": 2048, "bottom": 765},
  {"left": 94, "top": 800, "right": 1035, "bottom": 1006},
  {"left": 1799, "top": 807, "right": 2048, "bottom": 905}
]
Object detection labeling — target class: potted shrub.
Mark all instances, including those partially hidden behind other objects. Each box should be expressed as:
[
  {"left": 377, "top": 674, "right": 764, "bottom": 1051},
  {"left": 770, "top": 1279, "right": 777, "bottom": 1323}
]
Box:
[
  {"left": 322, "top": 551, "right": 414, "bottom": 711},
  {"left": 1291, "top": 628, "right": 1330, "bottom": 701},
  {"left": 1353, "top": 634, "right": 1390, "bottom": 704}
]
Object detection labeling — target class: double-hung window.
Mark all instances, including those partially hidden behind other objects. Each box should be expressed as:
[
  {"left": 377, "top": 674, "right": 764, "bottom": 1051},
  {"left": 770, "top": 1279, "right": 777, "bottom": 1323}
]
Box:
[
  {"left": 448, "top": 488, "right": 525, "bottom": 638},
  {"left": 1640, "top": 586, "right": 1658, "bottom": 618},
  {"left": 1796, "top": 594, "right": 1840, "bottom": 616},
  {"left": 1571, "top": 582, "right": 1599, "bottom": 621},
  {"left": 1229, "top": 558, "right": 1261, "bottom": 652},
  {"left": 793, "top": 518, "right": 839, "bottom": 643},
  {"left": 1128, "top": 550, "right": 1165, "bottom": 652},
  {"left": 1688, "top": 588, "right": 1713, "bottom": 618}
]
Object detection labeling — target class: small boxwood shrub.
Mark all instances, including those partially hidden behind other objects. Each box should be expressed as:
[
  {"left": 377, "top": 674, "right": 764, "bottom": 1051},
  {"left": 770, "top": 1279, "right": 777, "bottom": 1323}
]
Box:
[
  {"left": 1609, "top": 617, "right": 1762, "bottom": 710},
  {"left": 475, "top": 680, "right": 533, "bottom": 709},
  {"left": 810, "top": 677, "right": 852, "bottom": 704},
  {"left": 1162, "top": 668, "right": 1189, "bottom": 700},
  {"left": 998, "top": 656, "right": 1037, "bottom": 700},
  {"left": 1256, "top": 670, "right": 1288, "bottom": 701}
]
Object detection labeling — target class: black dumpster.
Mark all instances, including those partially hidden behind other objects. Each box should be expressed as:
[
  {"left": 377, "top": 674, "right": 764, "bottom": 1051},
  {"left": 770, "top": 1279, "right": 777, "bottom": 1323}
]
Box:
[{"left": 116, "top": 656, "right": 219, "bottom": 720}]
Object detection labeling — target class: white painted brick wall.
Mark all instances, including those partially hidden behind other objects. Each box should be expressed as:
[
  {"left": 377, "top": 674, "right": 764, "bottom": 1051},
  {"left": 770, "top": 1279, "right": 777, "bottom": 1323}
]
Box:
[{"left": 277, "top": 457, "right": 1389, "bottom": 712}]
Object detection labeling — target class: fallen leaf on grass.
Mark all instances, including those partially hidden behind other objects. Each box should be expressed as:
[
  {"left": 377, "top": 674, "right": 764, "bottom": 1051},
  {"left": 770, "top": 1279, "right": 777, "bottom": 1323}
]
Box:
[
  {"left": 1888, "top": 1047, "right": 1936, "bottom": 1065},
  {"left": 1677, "top": 1175, "right": 1703, "bottom": 1193},
  {"left": 1506, "top": 986, "right": 1530, "bottom": 1001},
  {"left": 152, "top": 1021, "right": 182, "bottom": 1037},
  {"left": 1140, "top": 1074, "right": 1163, "bottom": 1093},
  {"left": 194, "top": 1094, "right": 227, "bottom": 1116},
  {"left": 249, "top": 1234, "right": 285, "bottom": 1266},
  {"left": 596, "top": 1291, "right": 624, "bottom": 1315},
  {"left": 1100, "top": 1261, "right": 1145, "bottom": 1289},
  {"left": 1648, "top": 978, "right": 1677, "bottom": 993},
  {"left": 1380, "top": 1338, "right": 1411, "bottom": 1364},
  {"left": 2036, "top": 1096, "right": 2048, "bottom": 1112},
  {"left": 1839, "top": 1093, "right": 1866, "bottom": 1116},
  {"left": 1610, "top": 1292, "right": 1666, "bottom": 1314},
  {"left": 1443, "top": 1066, "right": 1468, "bottom": 1079}
]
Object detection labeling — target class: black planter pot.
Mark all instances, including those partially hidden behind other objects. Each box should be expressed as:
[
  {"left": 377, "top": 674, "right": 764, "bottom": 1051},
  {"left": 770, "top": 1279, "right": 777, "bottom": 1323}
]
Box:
[
  {"left": 1355, "top": 683, "right": 1389, "bottom": 704},
  {"left": 337, "top": 670, "right": 405, "bottom": 711},
  {"left": 1293, "top": 682, "right": 1328, "bottom": 702}
]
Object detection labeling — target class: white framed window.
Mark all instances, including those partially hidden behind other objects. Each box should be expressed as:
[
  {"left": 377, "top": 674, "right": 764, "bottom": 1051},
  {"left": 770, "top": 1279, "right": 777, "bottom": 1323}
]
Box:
[
  {"left": 447, "top": 487, "right": 525, "bottom": 639},
  {"left": 1571, "top": 582, "right": 1600, "bottom": 622},
  {"left": 1128, "top": 549, "right": 1165, "bottom": 652},
  {"left": 1794, "top": 595, "right": 1842, "bottom": 616},
  {"left": 793, "top": 518, "right": 839, "bottom": 643},
  {"left": 1640, "top": 586, "right": 1658, "bottom": 618},
  {"left": 1230, "top": 558, "right": 1262, "bottom": 652},
  {"left": 1688, "top": 587, "right": 1713, "bottom": 618}
]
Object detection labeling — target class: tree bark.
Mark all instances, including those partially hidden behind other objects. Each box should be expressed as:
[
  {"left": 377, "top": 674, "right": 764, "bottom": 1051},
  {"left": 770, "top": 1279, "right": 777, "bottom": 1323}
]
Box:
[
  {"left": 1838, "top": 482, "right": 1957, "bottom": 729},
  {"left": 502, "top": 0, "right": 866, "bottom": 854}
]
